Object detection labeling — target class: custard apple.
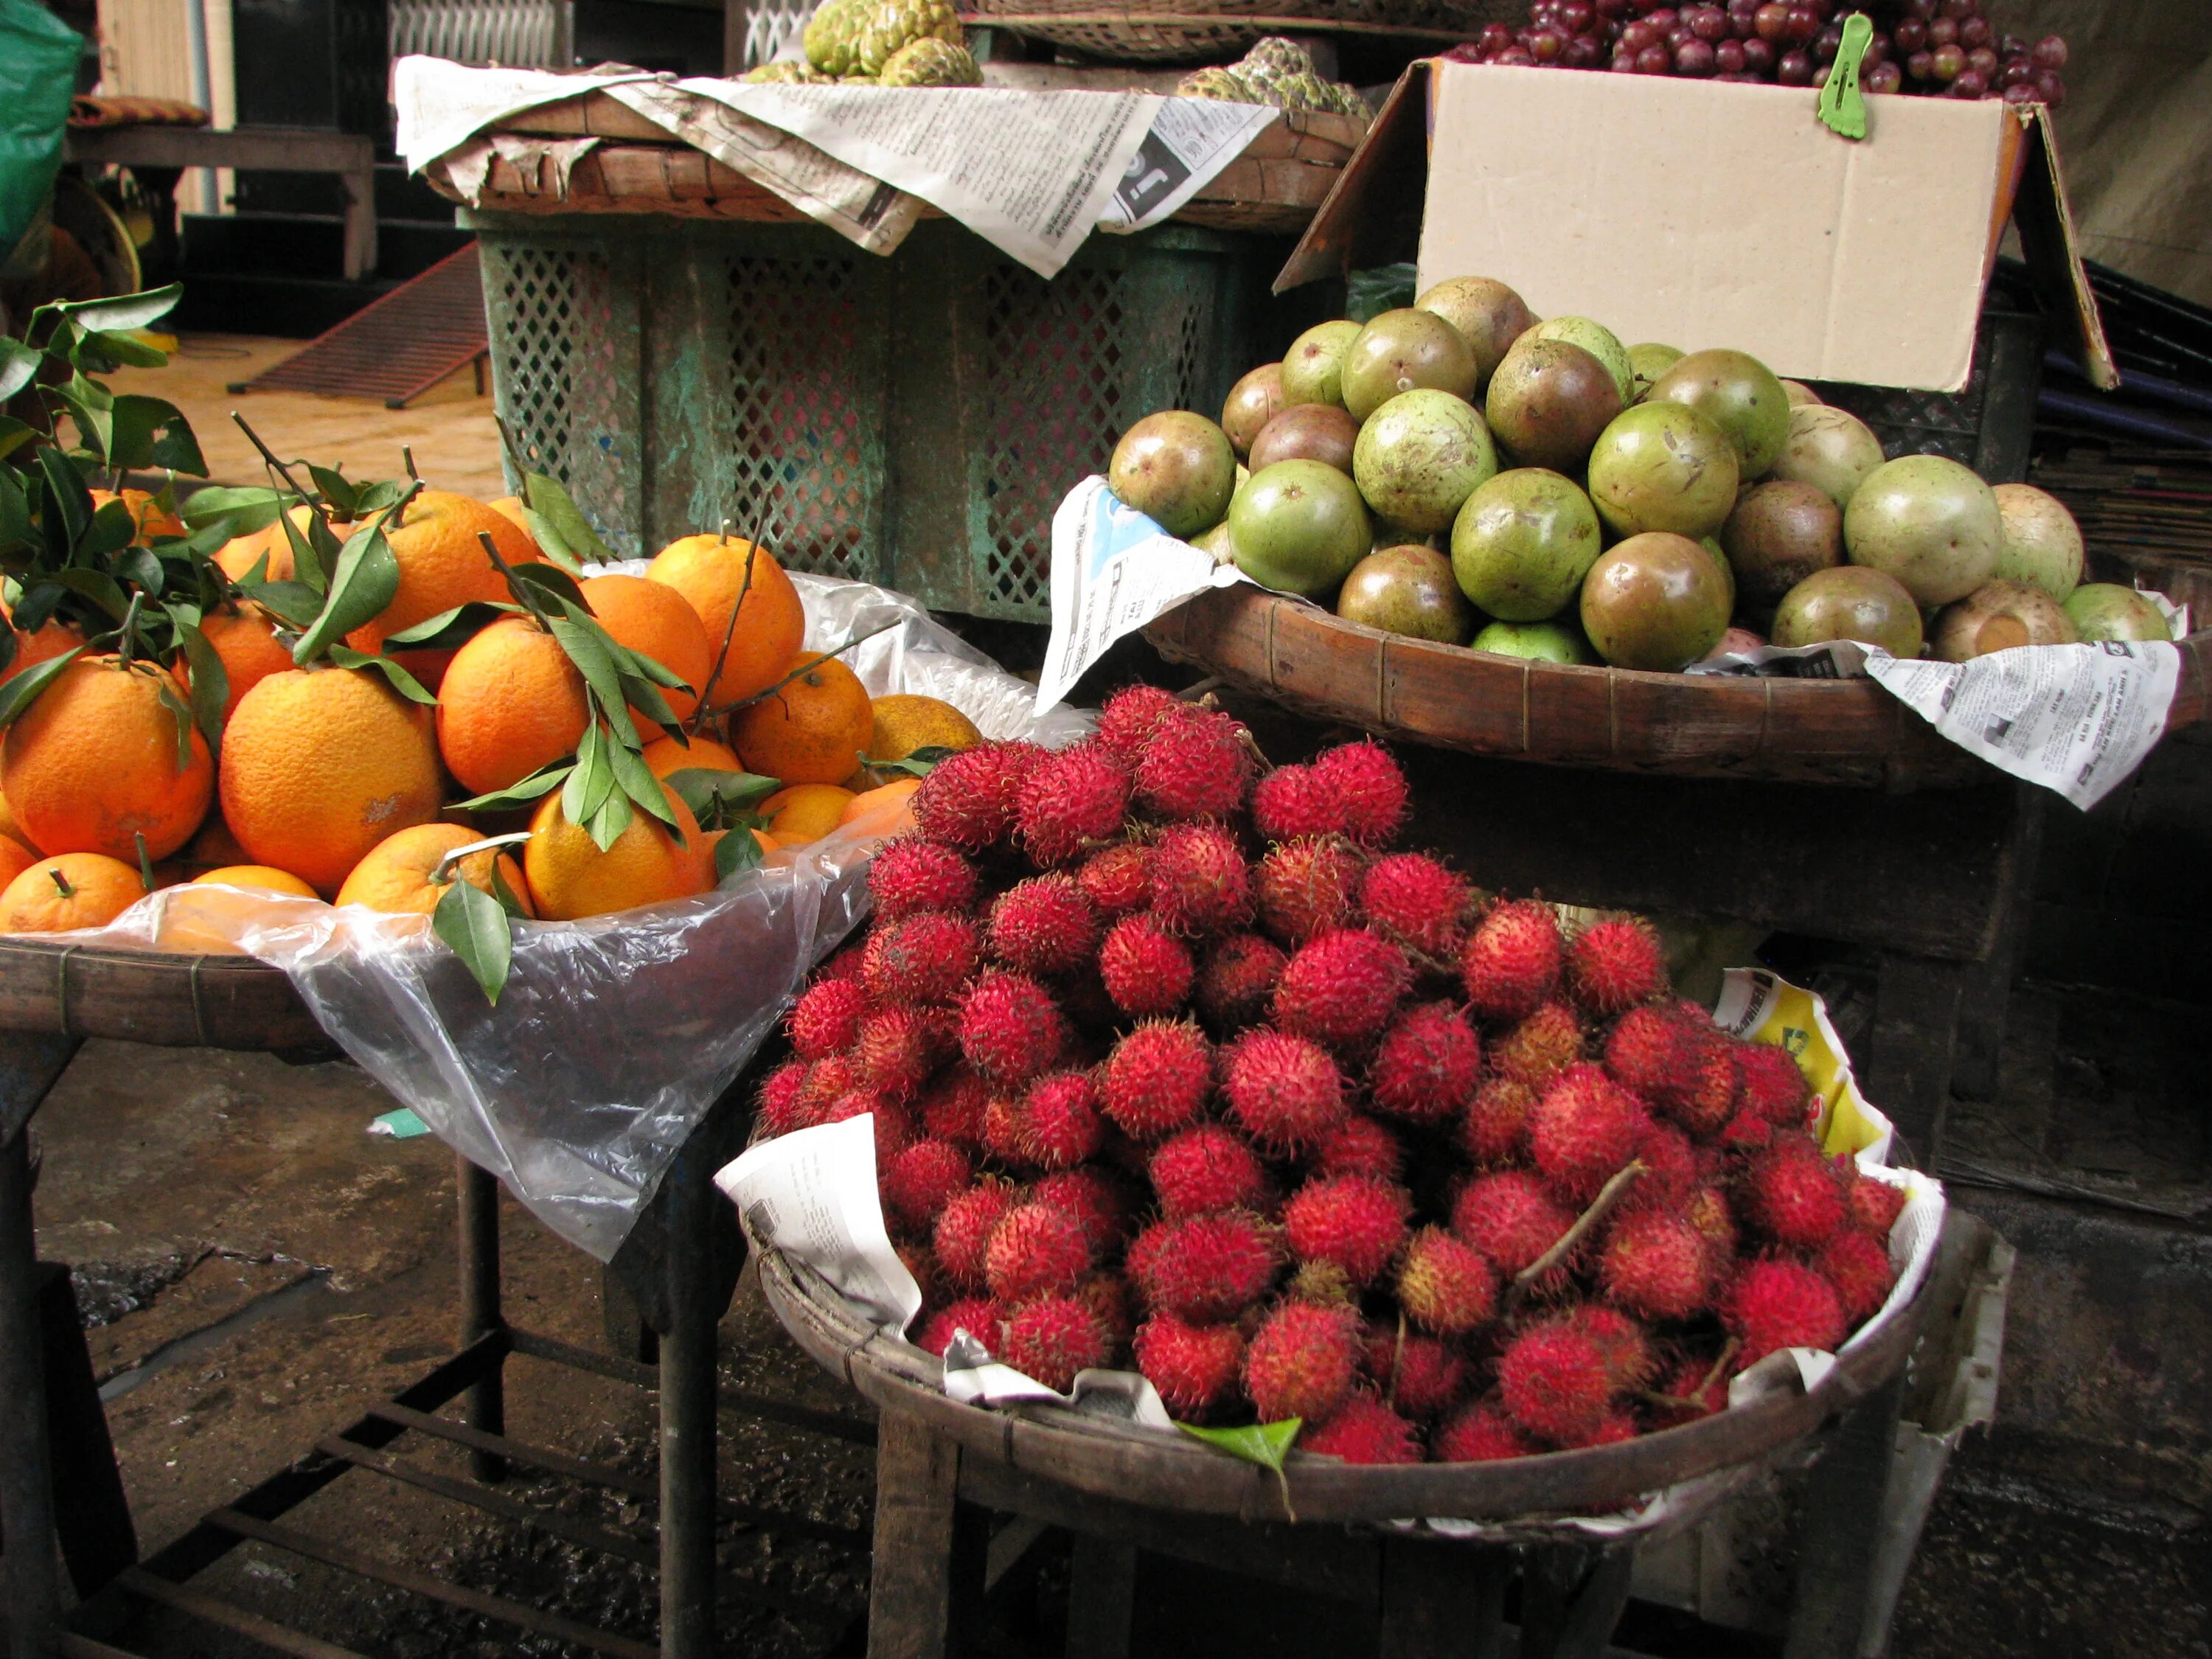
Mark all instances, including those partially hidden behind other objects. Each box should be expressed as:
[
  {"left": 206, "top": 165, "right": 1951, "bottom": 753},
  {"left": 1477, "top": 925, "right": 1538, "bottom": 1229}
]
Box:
[
  {"left": 858, "top": 0, "right": 962, "bottom": 76},
  {"left": 1269, "top": 71, "right": 1334, "bottom": 113},
  {"left": 1239, "top": 36, "right": 1315, "bottom": 82},
  {"left": 880, "top": 36, "right": 981, "bottom": 85},
  {"left": 745, "top": 60, "right": 834, "bottom": 83},
  {"left": 1175, "top": 66, "right": 1262, "bottom": 102},
  {"left": 804, "top": 0, "right": 869, "bottom": 75}
]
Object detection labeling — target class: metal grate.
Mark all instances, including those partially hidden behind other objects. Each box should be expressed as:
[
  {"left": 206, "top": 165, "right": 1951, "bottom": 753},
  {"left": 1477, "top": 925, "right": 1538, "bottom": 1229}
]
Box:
[
  {"left": 240, "top": 245, "right": 490, "bottom": 410},
  {"left": 389, "top": 0, "right": 572, "bottom": 68},
  {"left": 738, "top": 0, "right": 811, "bottom": 69},
  {"left": 491, "top": 241, "right": 583, "bottom": 482}
]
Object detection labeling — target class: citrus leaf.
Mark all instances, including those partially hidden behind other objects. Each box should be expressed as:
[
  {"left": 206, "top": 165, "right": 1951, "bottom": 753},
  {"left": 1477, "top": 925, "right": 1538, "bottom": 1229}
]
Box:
[
  {"left": 293, "top": 524, "right": 400, "bottom": 665},
  {"left": 0, "top": 338, "right": 43, "bottom": 404},
  {"left": 548, "top": 614, "right": 638, "bottom": 745},
  {"left": 47, "top": 285, "right": 183, "bottom": 334},
  {"left": 306, "top": 465, "right": 359, "bottom": 517},
  {"left": 611, "top": 641, "right": 690, "bottom": 690},
  {"left": 510, "top": 560, "right": 587, "bottom": 611},
  {"left": 0, "top": 416, "right": 38, "bottom": 465},
  {"left": 246, "top": 579, "right": 324, "bottom": 630},
  {"left": 453, "top": 761, "right": 572, "bottom": 813},
  {"left": 584, "top": 787, "right": 633, "bottom": 852},
  {"left": 351, "top": 479, "right": 408, "bottom": 516},
  {"left": 109, "top": 394, "right": 206, "bottom": 476},
  {"left": 36, "top": 448, "right": 92, "bottom": 555},
  {"left": 324, "top": 644, "right": 438, "bottom": 705},
  {"left": 516, "top": 507, "right": 584, "bottom": 575},
  {"left": 154, "top": 678, "right": 197, "bottom": 771},
  {"left": 616, "top": 671, "right": 682, "bottom": 735},
  {"left": 863, "top": 745, "right": 959, "bottom": 779},
  {"left": 609, "top": 736, "right": 680, "bottom": 833},
  {"left": 0, "top": 467, "right": 29, "bottom": 554},
  {"left": 716, "top": 824, "right": 764, "bottom": 881},
  {"left": 41, "top": 566, "right": 131, "bottom": 620},
  {"left": 433, "top": 877, "right": 513, "bottom": 1006},
  {"left": 116, "top": 548, "right": 165, "bottom": 600},
  {"left": 181, "top": 484, "right": 287, "bottom": 536},
  {"left": 524, "top": 470, "right": 616, "bottom": 566},
  {"left": 490, "top": 861, "right": 532, "bottom": 919},
  {"left": 275, "top": 504, "right": 326, "bottom": 597},
  {"left": 82, "top": 498, "right": 140, "bottom": 559},
  {"left": 383, "top": 599, "right": 512, "bottom": 652},
  {"left": 664, "top": 767, "right": 780, "bottom": 821},
  {"left": 0, "top": 645, "right": 85, "bottom": 731},
  {"left": 1176, "top": 1419, "right": 1301, "bottom": 1521},
  {"left": 170, "top": 611, "right": 228, "bottom": 754},
  {"left": 563, "top": 722, "right": 615, "bottom": 832},
  {"left": 52, "top": 375, "right": 114, "bottom": 462},
  {"left": 80, "top": 327, "right": 169, "bottom": 369}
]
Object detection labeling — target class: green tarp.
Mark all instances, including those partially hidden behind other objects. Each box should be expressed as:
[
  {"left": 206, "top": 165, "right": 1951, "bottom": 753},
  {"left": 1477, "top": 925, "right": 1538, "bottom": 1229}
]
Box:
[{"left": 0, "top": 0, "right": 80, "bottom": 271}]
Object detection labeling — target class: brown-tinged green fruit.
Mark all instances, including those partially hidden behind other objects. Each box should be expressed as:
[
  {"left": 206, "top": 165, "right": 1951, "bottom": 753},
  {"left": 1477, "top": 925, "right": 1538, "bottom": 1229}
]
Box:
[
  {"left": 1992, "top": 482, "right": 2084, "bottom": 602},
  {"left": 1585, "top": 403, "right": 1739, "bottom": 540},
  {"left": 1352, "top": 389, "right": 1497, "bottom": 533},
  {"left": 1340, "top": 308, "right": 1478, "bottom": 423},
  {"left": 1722, "top": 479, "right": 1843, "bottom": 611},
  {"left": 1579, "top": 532, "right": 1732, "bottom": 670},
  {"left": 1933, "top": 580, "right": 2079, "bottom": 661},
  {"left": 1416, "top": 276, "right": 1537, "bottom": 392},
  {"left": 1628, "top": 343, "right": 1683, "bottom": 400},
  {"left": 1771, "top": 566, "right": 1924, "bottom": 656},
  {"left": 1646, "top": 348, "right": 1792, "bottom": 478},
  {"left": 1843, "top": 455, "right": 2000, "bottom": 606},
  {"left": 1484, "top": 336, "right": 1623, "bottom": 473},
  {"left": 1782, "top": 380, "right": 1821, "bottom": 406},
  {"left": 1230, "top": 460, "right": 1372, "bottom": 596},
  {"left": 1249, "top": 403, "right": 1360, "bottom": 476},
  {"left": 1528, "top": 316, "right": 1633, "bottom": 406},
  {"left": 1472, "top": 619, "right": 1595, "bottom": 664},
  {"left": 2064, "top": 583, "right": 2172, "bottom": 642},
  {"left": 1109, "top": 411, "right": 1237, "bottom": 539},
  {"left": 1337, "top": 546, "right": 1472, "bottom": 643},
  {"left": 1450, "top": 467, "right": 1602, "bottom": 621},
  {"left": 1281, "top": 319, "right": 1361, "bottom": 408},
  {"left": 1770, "top": 404, "right": 1885, "bottom": 510},
  {"left": 1221, "top": 364, "right": 1288, "bottom": 459}
]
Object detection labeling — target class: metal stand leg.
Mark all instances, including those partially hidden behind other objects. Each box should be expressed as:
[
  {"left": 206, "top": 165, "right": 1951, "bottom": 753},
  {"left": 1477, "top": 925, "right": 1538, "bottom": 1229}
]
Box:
[
  {"left": 456, "top": 1155, "right": 505, "bottom": 1482},
  {"left": 660, "top": 1144, "right": 717, "bottom": 1659},
  {"left": 0, "top": 1034, "right": 81, "bottom": 1659}
]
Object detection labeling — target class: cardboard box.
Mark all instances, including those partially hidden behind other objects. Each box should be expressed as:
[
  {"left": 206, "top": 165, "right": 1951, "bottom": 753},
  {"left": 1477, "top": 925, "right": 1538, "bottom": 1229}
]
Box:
[{"left": 1279, "top": 62, "right": 2113, "bottom": 394}]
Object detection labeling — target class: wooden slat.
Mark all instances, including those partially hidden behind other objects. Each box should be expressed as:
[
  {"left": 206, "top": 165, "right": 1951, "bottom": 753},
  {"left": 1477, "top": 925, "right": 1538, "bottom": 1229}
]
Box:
[
  {"left": 0, "top": 942, "right": 323, "bottom": 1050},
  {"left": 116, "top": 1568, "right": 370, "bottom": 1659}
]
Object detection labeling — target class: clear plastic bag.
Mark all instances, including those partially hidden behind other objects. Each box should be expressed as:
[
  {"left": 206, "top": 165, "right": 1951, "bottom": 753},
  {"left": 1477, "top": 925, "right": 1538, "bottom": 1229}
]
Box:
[{"left": 60, "top": 573, "right": 1090, "bottom": 1261}]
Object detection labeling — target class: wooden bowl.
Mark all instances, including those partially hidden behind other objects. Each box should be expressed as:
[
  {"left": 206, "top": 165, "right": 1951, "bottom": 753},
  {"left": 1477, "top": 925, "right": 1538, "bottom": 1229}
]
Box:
[
  {"left": 1147, "top": 587, "right": 2212, "bottom": 791},
  {"left": 0, "top": 939, "right": 325, "bottom": 1051}
]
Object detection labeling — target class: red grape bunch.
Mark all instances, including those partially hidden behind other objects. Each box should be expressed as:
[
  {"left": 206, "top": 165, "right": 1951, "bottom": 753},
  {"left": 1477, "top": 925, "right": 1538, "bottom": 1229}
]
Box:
[{"left": 1448, "top": 0, "right": 2067, "bottom": 104}]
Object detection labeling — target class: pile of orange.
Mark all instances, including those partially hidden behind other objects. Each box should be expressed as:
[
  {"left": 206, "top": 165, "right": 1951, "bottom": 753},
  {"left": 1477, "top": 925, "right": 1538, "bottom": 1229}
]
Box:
[{"left": 0, "top": 499, "right": 968, "bottom": 942}]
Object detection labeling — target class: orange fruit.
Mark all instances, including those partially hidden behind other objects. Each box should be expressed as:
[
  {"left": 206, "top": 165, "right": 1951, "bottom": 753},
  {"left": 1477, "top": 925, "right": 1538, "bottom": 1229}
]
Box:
[
  {"left": 0, "top": 835, "right": 35, "bottom": 889},
  {"left": 335, "top": 822, "right": 536, "bottom": 917},
  {"left": 0, "top": 852, "right": 145, "bottom": 933},
  {"left": 435, "top": 617, "right": 590, "bottom": 796},
  {"left": 215, "top": 505, "right": 348, "bottom": 583},
  {"left": 523, "top": 780, "right": 714, "bottom": 921},
  {"left": 1, "top": 655, "right": 213, "bottom": 860},
  {"left": 869, "top": 695, "right": 982, "bottom": 767},
  {"left": 643, "top": 734, "right": 743, "bottom": 778},
  {"left": 3, "top": 595, "right": 84, "bottom": 684},
  {"left": 157, "top": 865, "right": 324, "bottom": 953},
  {"left": 184, "top": 605, "right": 296, "bottom": 728},
  {"left": 220, "top": 665, "right": 445, "bottom": 893},
  {"left": 580, "top": 572, "right": 712, "bottom": 726},
  {"left": 838, "top": 777, "right": 923, "bottom": 839},
  {"left": 87, "top": 487, "right": 186, "bottom": 542},
  {"left": 646, "top": 536, "right": 804, "bottom": 712},
  {"left": 194, "top": 864, "right": 319, "bottom": 897},
  {"left": 0, "top": 779, "right": 34, "bottom": 852},
  {"left": 759, "top": 783, "right": 855, "bottom": 846},
  {"left": 729, "top": 653, "right": 873, "bottom": 786},
  {"left": 485, "top": 495, "right": 543, "bottom": 556},
  {"left": 347, "top": 491, "right": 538, "bottom": 690}
]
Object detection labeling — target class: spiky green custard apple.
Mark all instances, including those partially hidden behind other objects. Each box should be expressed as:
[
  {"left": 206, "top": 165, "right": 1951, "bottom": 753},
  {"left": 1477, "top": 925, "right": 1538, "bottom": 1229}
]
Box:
[
  {"left": 1240, "top": 35, "right": 1315, "bottom": 81},
  {"left": 858, "top": 0, "right": 962, "bottom": 76},
  {"left": 1176, "top": 66, "right": 1262, "bottom": 102},
  {"left": 1270, "top": 70, "right": 1338, "bottom": 111},
  {"left": 880, "top": 36, "right": 981, "bottom": 86},
  {"left": 744, "top": 60, "right": 835, "bottom": 83},
  {"left": 804, "top": 0, "right": 869, "bottom": 75}
]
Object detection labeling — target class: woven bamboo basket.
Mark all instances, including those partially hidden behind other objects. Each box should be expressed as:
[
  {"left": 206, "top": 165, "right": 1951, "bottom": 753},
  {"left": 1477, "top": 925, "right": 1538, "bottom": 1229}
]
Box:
[
  {"left": 959, "top": 0, "right": 1517, "bottom": 63},
  {"left": 0, "top": 939, "right": 325, "bottom": 1051}
]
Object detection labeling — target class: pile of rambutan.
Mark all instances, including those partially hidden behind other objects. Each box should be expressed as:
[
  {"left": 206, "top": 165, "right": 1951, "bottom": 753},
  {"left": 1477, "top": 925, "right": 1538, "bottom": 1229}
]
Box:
[{"left": 755, "top": 686, "right": 1906, "bottom": 1464}]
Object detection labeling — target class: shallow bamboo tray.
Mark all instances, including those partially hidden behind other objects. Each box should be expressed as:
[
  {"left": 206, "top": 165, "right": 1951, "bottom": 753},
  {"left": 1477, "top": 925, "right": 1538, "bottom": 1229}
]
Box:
[
  {"left": 0, "top": 939, "right": 324, "bottom": 1051},
  {"left": 1147, "top": 586, "right": 2212, "bottom": 792},
  {"left": 754, "top": 1221, "right": 1938, "bottom": 1526}
]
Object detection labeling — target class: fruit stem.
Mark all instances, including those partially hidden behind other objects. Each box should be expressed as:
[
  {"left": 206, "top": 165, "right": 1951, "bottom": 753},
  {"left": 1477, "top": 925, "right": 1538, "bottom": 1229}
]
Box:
[
  {"left": 49, "top": 869, "right": 74, "bottom": 899},
  {"left": 712, "top": 618, "right": 900, "bottom": 718},
  {"left": 430, "top": 831, "right": 533, "bottom": 886},
  {"left": 230, "top": 414, "right": 322, "bottom": 525},
  {"left": 402, "top": 444, "right": 420, "bottom": 484},
  {"left": 1695, "top": 1336, "right": 1740, "bottom": 1398},
  {"left": 112, "top": 592, "right": 145, "bottom": 672},
  {"left": 134, "top": 831, "right": 153, "bottom": 892},
  {"left": 1511, "top": 1158, "right": 1646, "bottom": 1301},
  {"left": 688, "top": 534, "right": 759, "bottom": 737},
  {"left": 479, "top": 531, "right": 551, "bottom": 631}
]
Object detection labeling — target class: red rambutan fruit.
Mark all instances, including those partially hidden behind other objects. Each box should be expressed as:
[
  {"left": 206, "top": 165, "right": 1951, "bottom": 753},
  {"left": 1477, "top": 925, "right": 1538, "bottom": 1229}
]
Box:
[
  {"left": 820, "top": 1091, "right": 913, "bottom": 1168},
  {"left": 1460, "top": 899, "right": 1564, "bottom": 1023},
  {"left": 987, "top": 874, "right": 1100, "bottom": 976},
  {"left": 1097, "top": 914, "right": 1195, "bottom": 1017},
  {"left": 1133, "top": 1314, "right": 1245, "bottom": 1418},
  {"left": 1374, "top": 1329, "right": 1470, "bottom": 1421},
  {"left": 787, "top": 977, "right": 869, "bottom": 1060},
  {"left": 1397, "top": 1227, "right": 1499, "bottom": 1336},
  {"left": 1816, "top": 1228, "right": 1896, "bottom": 1324},
  {"left": 1736, "top": 1041, "right": 1814, "bottom": 1129},
  {"left": 1685, "top": 1183, "right": 1739, "bottom": 1269},
  {"left": 1096, "top": 684, "right": 1183, "bottom": 767},
  {"left": 1741, "top": 1135, "right": 1848, "bottom": 1249},
  {"left": 1075, "top": 841, "right": 1152, "bottom": 917},
  {"left": 1619, "top": 1120, "right": 1700, "bottom": 1215},
  {"left": 915, "top": 1296, "right": 1003, "bottom": 1359},
  {"left": 1077, "top": 1273, "right": 1136, "bottom": 1348},
  {"left": 867, "top": 835, "right": 978, "bottom": 921},
  {"left": 1450, "top": 1170, "right": 1575, "bottom": 1279},
  {"left": 1222, "top": 1029, "right": 1347, "bottom": 1153},
  {"left": 1149, "top": 822, "right": 1253, "bottom": 936},
  {"left": 1652, "top": 1354, "right": 1729, "bottom": 1420},
  {"left": 1031, "top": 1166, "right": 1131, "bottom": 1258},
  {"left": 1369, "top": 1002, "right": 1482, "bottom": 1123},
  {"left": 1304, "top": 1393, "right": 1422, "bottom": 1464},
  {"left": 1670, "top": 1030, "right": 1742, "bottom": 1138},
  {"left": 1565, "top": 916, "right": 1667, "bottom": 1016},
  {"left": 998, "top": 1294, "right": 1110, "bottom": 1392},
  {"left": 1599, "top": 1211, "right": 1713, "bottom": 1321},
  {"left": 1529, "top": 1062, "right": 1649, "bottom": 1203},
  {"left": 984, "top": 1202, "right": 1093, "bottom": 1304},
  {"left": 1433, "top": 1399, "right": 1536, "bottom": 1462},
  {"left": 852, "top": 1005, "right": 942, "bottom": 1099},
  {"left": 957, "top": 971, "right": 1068, "bottom": 1088},
  {"left": 1310, "top": 1113, "right": 1403, "bottom": 1182},
  {"left": 1194, "top": 931, "right": 1288, "bottom": 1030},
  {"left": 1251, "top": 763, "right": 1336, "bottom": 841},
  {"left": 1017, "top": 742, "right": 1133, "bottom": 866},
  {"left": 1133, "top": 704, "right": 1254, "bottom": 821},
  {"left": 1127, "top": 1210, "right": 1279, "bottom": 1322},
  {"left": 1846, "top": 1172, "right": 1907, "bottom": 1238},
  {"left": 1492, "top": 1001, "right": 1587, "bottom": 1091},
  {"left": 757, "top": 1060, "right": 810, "bottom": 1137},
  {"left": 1565, "top": 1304, "right": 1659, "bottom": 1391},
  {"left": 1009, "top": 1070, "right": 1106, "bottom": 1171},
  {"left": 919, "top": 1063, "right": 989, "bottom": 1146},
  {"left": 933, "top": 1178, "right": 1020, "bottom": 1289},
  {"left": 1310, "top": 740, "right": 1408, "bottom": 848},
  {"left": 1601, "top": 1003, "right": 1691, "bottom": 1105},
  {"left": 1721, "top": 1257, "right": 1846, "bottom": 1366},
  {"left": 880, "top": 1138, "right": 973, "bottom": 1231},
  {"left": 1098, "top": 1020, "right": 1212, "bottom": 1141},
  {"left": 1283, "top": 1176, "right": 1411, "bottom": 1287},
  {"left": 1357, "top": 852, "right": 1472, "bottom": 957},
  {"left": 1253, "top": 837, "right": 1364, "bottom": 946},
  {"left": 1460, "top": 1076, "right": 1538, "bottom": 1165},
  {"left": 1497, "top": 1316, "right": 1616, "bottom": 1444},
  {"left": 1148, "top": 1123, "right": 1267, "bottom": 1219},
  {"left": 863, "top": 910, "right": 981, "bottom": 1007},
  {"left": 1243, "top": 1298, "right": 1361, "bottom": 1423},
  {"left": 912, "top": 742, "right": 1044, "bottom": 852},
  {"left": 1273, "top": 928, "right": 1409, "bottom": 1047},
  {"left": 793, "top": 1054, "right": 858, "bottom": 1120}
]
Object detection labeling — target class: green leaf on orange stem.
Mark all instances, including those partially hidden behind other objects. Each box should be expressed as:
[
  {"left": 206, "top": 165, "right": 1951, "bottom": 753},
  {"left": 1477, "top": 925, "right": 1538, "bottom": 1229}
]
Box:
[
  {"left": 715, "top": 821, "right": 765, "bottom": 881},
  {"left": 293, "top": 524, "right": 400, "bottom": 665},
  {"left": 109, "top": 394, "right": 207, "bottom": 476},
  {"left": 170, "top": 611, "right": 229, "bottom": 754},
  {"left": 324, "top": 644, "right": 437, "bottom": 706},
  {"left": 453, "top": 760, "right": 573, "bottom": 814},
  {"left": 524, "top": 470, "right": 615, "bottom": 569},
  {"left": 509, "top": 560, "right": 587, "bottom": 611},
  {"left": 0, "top": 647, "right": 85, "bottom": 732},
  {"left": 0, "top": 338, "right": 43, "bottom": 403},
  {"left": 433, "top": 876, "right": 513, "bottom": 1005},
  {"left": 46, "top": 284, "right": 183, "bottom": 335},
  {"left": 1176, "top": 1419, "right": 1301, "bottom": 1521},
  {"left": 663, "top": 767, "right": 780, "bottom": 830},
  {"left": 563, "top": 722, "right": 616, "bottom": 838},
  {"left": 383, "top": 600, "right": 514, "bottom": 653},
  {"left": 608, "top": 735, "right": 679, "bottom": 833},
  {"left": 584, "top": 787, "right": 633, "bottom": 853},
  {"left": 154, "top": 678, "right": 197, "bottom": 772}
]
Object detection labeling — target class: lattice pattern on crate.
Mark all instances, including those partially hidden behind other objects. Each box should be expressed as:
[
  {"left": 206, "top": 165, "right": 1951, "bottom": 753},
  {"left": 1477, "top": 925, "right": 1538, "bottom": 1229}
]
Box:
[
  {"left": 739, "top": 0, "right": 810, "bottom": 68},
  {"left": 1817, "top": 338, "right": 1993, "bottom": 470},
  {"left": 489, "top": 243, "right": 584, "bottom": 487},
  {"left": 722, "top": 250, "right": 877, "bottom": 582}
]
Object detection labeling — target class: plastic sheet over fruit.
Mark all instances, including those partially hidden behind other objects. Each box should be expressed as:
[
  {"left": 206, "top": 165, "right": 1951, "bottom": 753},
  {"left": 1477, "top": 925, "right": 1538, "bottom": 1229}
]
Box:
[{"left": 55, "top": 573, "right": 1091, "bottom": 1261}]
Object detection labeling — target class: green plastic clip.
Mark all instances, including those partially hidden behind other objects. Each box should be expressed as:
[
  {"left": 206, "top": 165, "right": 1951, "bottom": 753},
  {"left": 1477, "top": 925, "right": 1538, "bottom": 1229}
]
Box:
[{"left": 1818, "top": 13, "right": 1875, "bottom": 140}]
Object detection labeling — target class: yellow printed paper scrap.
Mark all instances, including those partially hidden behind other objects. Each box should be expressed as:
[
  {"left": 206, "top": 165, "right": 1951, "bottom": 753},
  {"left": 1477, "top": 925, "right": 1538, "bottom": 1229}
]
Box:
[{"left": 1709, "top": 967, "right": 1893, "bottom": 1166}]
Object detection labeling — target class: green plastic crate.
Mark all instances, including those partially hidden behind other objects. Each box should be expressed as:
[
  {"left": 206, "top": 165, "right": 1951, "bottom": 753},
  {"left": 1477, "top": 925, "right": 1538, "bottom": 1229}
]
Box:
[{"left": 467, "top": 211, "right": 1276, "bottom": 620}]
